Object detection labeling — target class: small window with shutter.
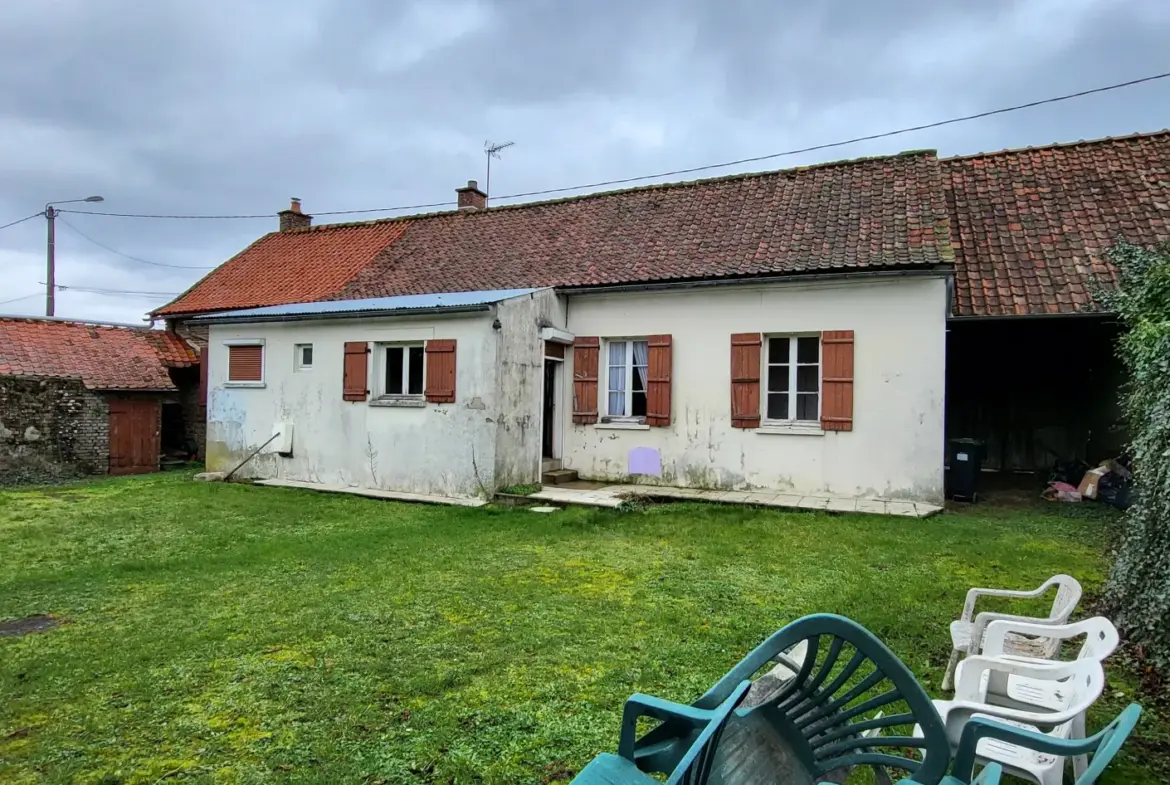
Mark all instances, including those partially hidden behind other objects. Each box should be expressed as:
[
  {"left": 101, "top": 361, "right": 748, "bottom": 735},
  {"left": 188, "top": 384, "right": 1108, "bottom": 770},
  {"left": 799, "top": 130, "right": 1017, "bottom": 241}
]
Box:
[
  {"left": 226, "top": 342, "right": 264, "bottom": 386},
  {"left": 763, "top": 335, "right": 820, "bottom": 423},
  {"left": 604, "top": 338, "right": 650, "bottom": 420},
  {"left": 375, "top": 343, "right": 426, "bottom": 398}
]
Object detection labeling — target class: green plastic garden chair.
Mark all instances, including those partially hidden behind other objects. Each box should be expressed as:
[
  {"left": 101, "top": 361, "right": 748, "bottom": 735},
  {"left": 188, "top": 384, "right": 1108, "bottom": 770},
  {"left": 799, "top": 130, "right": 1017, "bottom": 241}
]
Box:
[
  {"left": 570, "top": 680, "right": 751, "bottom": 784},
  {"left": 947, "top": 703, "right": 1142, "bottom": 785},
  {"left": 632, "top": 614, "right": 953, "bottom": 785},
  {"left": 886, "top": 762, "right": 1002, "bottom": 785}
]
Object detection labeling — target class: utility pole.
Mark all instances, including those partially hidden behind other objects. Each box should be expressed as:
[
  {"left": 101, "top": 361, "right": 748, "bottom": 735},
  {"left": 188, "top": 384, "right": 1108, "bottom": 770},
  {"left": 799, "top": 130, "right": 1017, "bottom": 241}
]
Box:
[
  {"left": 484, "top": 140, "right": 515, "bottom": 207},
  {"left": 45, "top": 205, "right": 56, "bottom": 316},
  {"left": 43, "top": 195, "right": 104, "bottom": 316}
]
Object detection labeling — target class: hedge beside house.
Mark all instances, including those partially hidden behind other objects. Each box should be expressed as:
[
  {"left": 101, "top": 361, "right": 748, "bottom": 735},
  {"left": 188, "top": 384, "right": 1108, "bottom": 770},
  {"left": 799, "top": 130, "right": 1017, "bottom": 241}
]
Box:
[{"left": 1100, "top": 240, "right": 1170, "bottom": 678}]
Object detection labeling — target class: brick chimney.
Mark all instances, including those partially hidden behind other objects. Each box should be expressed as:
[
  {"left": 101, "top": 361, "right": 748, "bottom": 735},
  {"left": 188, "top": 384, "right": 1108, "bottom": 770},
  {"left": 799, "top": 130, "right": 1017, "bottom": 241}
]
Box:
[
  {"left": 456, "top": 180, "right": 487, "bottom": 212},
  {"left": 278, "top": 198, "right": 312, "bottom": 232}
]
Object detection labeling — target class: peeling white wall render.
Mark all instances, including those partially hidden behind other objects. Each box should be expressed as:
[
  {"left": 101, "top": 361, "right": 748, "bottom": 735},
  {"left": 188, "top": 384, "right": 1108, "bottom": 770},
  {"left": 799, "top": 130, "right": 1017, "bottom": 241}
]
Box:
[
  {"left": 562, "top": 276, "right": 948, "bottom": 503},
  {"left": 493, "top": 289, "right": 567, "bottom": 488},
  {"left": 206, "top": 313, "right": 503, "bottom": 498}
]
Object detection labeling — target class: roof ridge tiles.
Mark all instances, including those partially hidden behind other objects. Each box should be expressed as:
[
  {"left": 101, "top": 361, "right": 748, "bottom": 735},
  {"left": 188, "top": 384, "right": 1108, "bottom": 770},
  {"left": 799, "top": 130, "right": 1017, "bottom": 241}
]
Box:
[{"left": 941, "top": 128, "right": 1170, "bottom": 163}]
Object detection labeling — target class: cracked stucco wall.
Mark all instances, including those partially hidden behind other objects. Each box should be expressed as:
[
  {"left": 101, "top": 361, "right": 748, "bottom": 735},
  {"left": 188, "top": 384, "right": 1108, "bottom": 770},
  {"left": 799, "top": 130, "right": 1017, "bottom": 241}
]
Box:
[
  {"left": 205, "top": 312, "right": 501, "bottom": 498},
  {"left": 493, "top": 289, "right": 566, "bottom": 489},
  {"left": 561, "top": 277, "right": 948, "bottom": 504}
]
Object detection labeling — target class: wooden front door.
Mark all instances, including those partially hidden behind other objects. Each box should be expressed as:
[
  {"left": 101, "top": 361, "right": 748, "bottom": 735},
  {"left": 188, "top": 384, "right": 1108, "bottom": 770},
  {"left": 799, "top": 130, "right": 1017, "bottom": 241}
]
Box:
[{"left": 108, "top": 398, "right": 160, "bottom": 475}]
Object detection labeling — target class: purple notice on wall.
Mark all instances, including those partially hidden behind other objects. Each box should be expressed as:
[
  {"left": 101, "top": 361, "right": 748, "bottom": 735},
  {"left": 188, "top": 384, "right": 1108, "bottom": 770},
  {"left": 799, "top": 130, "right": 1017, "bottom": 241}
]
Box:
[{"left": 628, "top": 447, "right": 662, "bottom": 476}]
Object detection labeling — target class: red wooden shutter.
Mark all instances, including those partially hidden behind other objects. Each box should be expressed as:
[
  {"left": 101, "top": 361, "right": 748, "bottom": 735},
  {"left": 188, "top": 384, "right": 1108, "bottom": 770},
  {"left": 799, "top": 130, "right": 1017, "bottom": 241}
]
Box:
[
  {"left": 343, "top": 341, "right": 369, "bottom": 401},
  {"left": 197, "top": 348, "right": 208, "bottom": 406},
  {"left": 227, "top": 344, "right": 263, "bottom": 382},
  {"left": 821, "top": 330, "right": 854, "bottom": 431},
  {"left": 646, "top": 334, "right": 672, "bottom": 427},
  {"left": 425, "top": 339, "right": 457, "bottom": 403},
  {"left": 730, "top": 333, "right": 762, "bottom": 429},
  {"left": 572, "top": 336, "right": 600, "bottom": 424}
]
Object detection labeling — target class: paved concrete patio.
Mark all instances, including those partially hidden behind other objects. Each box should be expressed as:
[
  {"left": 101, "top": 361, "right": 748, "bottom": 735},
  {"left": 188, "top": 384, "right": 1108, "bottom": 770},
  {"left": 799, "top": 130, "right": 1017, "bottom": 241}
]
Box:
[{"left": 529, "top": 483, "right": 943, "bottom": 517}]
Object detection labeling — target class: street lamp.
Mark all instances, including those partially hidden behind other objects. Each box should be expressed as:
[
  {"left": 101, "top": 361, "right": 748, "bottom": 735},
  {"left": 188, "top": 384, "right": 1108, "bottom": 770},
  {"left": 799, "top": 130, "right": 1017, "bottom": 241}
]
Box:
[{"left": 44, "top": 196, "right": 104, "bottom": 316}]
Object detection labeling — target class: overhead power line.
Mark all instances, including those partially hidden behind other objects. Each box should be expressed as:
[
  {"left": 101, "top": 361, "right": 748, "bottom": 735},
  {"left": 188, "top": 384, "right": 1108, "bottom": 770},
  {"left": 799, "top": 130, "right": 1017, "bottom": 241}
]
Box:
[
  {"left": 57, "top": 217, "right": 216, "bottom": 269},
  {"left": 52, "top": 70, "right": 1170, "bottom": 221},
  {"left": 59, "top": 200, "right": 453, "bottom": 221},
  {"left": 489, "top": 70, "right": 1170, "bottom": 202},
  {"left": 0, "top": 212, "right": 42, "bottom": 231},
  {"left": 0, "top": 291, "right": 42, "bottom": 307},
  {"left": 42, "top": 282, "right": 181, "bottom": 298}
]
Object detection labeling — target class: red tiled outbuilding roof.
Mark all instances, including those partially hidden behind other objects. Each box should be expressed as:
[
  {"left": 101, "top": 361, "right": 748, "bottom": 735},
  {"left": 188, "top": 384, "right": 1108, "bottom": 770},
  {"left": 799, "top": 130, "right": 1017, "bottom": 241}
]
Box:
[
  {"left": 942, "top": 130, "right": 1170, "bottom": 317},
  {"left": 0, "top": 318, "right": 197, "bottom": 391},
  {"left": 154, "top": 221, "right": 410, "bottom": 316}
]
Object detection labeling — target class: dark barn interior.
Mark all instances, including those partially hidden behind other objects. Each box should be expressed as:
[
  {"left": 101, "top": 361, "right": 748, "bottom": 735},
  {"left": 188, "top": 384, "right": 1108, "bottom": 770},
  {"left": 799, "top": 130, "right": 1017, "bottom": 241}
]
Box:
[{"left": 945, "top": 315, "right": 1126, "bottom": 475}]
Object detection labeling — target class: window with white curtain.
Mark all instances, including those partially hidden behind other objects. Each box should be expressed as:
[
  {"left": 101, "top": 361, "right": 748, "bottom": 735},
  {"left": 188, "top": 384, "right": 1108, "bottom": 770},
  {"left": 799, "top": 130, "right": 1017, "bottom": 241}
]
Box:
[{"left": 606, "top": 338, "right": 649, "bottom": 418}]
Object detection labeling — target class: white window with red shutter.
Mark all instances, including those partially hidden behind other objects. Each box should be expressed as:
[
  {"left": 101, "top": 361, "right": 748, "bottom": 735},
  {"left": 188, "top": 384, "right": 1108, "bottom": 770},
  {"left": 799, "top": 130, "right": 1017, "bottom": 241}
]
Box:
[
  {"left": 762, "top": 335, "right": 821, "bottom": 424},
  {"left": 603, "top": 338, "right": 649, "bottom": 420},
  {"left": 578, "top": 335, "right": 672, "bottom": 427},
  {"left": 358, "top": 339, "right": 457, "bottom": 407},
  {"left": 369, "top": 342, "right": 426, "bottom": 405},
  {"left": 730, "top": 330, "right": 853, "bottom": 433}
]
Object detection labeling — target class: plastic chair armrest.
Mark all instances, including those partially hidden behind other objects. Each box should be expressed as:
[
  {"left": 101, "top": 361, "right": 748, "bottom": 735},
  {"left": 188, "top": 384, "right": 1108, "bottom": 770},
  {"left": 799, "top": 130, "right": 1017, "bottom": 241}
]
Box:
[
  {"left": 961, "top": 582, "right": 1051, "bottom": 623},
  {"left": 617, "top": 694, "right": 713, "bottom": 760},
  {"left": 970, "top": 611, "right": 1054, "bottom": 653},
  {"left": 982, "top": 618, "right": 1075, "bottom": 657},
  {"left": 955, "top": 655, "right": 1076, "bottom": 696},
  {"left": 952, "top": 717, "right": 1093, "bottom": 777},
  {"left": 951, "top": 656, "right": 1095, "bottom": 726},
  {"left": 972, "top": 762, "right": 1004, "bottom": 784}
]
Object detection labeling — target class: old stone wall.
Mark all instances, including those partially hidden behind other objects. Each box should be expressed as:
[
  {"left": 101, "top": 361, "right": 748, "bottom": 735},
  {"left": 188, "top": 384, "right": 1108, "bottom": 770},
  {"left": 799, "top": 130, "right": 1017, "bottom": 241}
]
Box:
[{"left": 0, "top": 376, "right": 109, "bottom": 483}]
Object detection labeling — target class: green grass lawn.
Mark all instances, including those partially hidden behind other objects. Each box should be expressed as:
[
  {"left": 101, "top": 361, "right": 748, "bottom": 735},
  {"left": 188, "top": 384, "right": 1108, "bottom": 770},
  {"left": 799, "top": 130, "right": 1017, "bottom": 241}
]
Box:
[{"left": 0, "top": 473, "right": 1165, "bottom": 784}]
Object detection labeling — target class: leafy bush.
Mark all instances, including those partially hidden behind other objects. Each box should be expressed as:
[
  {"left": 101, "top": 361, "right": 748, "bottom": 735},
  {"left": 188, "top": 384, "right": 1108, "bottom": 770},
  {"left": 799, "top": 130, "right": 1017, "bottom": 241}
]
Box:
[{"left": 1100, "top": 240, "right": 1170, "bottom": 677}]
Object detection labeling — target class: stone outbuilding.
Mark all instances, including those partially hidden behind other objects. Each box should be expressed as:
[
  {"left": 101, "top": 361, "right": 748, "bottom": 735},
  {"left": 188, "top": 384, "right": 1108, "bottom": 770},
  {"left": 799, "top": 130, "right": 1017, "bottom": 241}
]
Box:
[{"left": 0, "top": 317, "right": 200, "bottom": 483}]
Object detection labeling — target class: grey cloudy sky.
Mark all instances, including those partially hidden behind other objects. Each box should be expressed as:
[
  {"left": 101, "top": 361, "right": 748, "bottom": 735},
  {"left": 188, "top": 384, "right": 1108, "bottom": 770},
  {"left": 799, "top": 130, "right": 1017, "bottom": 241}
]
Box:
[{"left": 1, "top": 0, "right": 1168, "bottom": 325}]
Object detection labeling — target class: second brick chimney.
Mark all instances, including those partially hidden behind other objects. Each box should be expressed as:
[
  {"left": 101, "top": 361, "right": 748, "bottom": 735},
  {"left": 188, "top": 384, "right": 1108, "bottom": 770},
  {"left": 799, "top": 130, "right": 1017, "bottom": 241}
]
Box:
[
  {"left": 278, "top": 198, "right": 312, "bottom": 232},
  {"left": 456, "top": 180, "right": 487, "bottom": 212}
]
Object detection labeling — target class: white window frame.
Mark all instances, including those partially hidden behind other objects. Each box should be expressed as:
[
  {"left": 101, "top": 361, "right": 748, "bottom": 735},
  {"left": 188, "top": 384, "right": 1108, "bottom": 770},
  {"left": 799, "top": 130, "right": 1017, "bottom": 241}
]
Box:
[
  {"left": 603, "top": 337, "right": 649, "bottom": 422},
  {"left": 223, "top": 338, "right": 266, "bottom": 388},
  {"left": 375, "top": 342, "right": 426, "bottom": 399},
  {"left": 762, "top": 334, "right": 821, "bottom": 423},
  {"left": 294, "top": 343, "right": 314, "bottom": 371}
]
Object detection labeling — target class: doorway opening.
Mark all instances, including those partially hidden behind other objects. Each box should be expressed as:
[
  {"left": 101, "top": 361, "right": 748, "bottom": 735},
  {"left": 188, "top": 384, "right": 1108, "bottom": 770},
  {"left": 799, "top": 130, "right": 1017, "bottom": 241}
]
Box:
[{"left": 542, "top": 344, "right": 565, "bottom": 471}]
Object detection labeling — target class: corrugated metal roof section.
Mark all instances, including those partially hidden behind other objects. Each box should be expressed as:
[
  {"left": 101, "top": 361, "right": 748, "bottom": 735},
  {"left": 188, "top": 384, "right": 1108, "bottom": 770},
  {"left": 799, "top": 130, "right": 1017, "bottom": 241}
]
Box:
[{"left": 192, "top": 288, "right": 545, "bottom": 321}]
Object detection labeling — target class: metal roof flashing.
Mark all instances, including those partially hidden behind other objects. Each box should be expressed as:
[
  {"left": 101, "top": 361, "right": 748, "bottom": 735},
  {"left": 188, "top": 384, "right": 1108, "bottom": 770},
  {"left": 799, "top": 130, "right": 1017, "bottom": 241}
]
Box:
[{"left": 191, "top": 288, "right": 545, "bottom": 325}]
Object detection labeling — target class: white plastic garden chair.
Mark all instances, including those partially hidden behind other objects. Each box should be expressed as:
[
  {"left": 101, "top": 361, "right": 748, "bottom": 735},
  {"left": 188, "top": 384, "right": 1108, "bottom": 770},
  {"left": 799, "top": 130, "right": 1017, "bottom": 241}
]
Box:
[
  {"left": 929, "top": 656, "right": 1106, "bottom": 785},
  {"left": 974, "top": 617, "right": 1118, "bottom": 778},
  {"left": 941, "top": 574, "right": 1082, "bottom": 691}
]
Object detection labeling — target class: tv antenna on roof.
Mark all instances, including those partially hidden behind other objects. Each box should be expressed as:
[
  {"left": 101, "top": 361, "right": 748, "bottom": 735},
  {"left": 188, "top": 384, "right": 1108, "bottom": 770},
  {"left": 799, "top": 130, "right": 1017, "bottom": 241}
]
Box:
[{"left": 484, "top": 140, "right": 515, "bottom": 207}]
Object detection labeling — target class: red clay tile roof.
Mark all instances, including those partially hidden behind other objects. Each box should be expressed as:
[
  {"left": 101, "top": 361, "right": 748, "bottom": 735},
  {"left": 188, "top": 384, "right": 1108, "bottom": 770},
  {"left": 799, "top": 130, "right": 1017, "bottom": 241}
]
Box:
[
  {"left": 338, "top": 152, "right": 953, "bottom": 299},
  {"left": 154, "top": 131, "right": 1170, "bottom": 321},
  {"left": 0, "top": 318, "right": 196, "bottom": 390},
  {"left": 154, "top": 221, "right": 410, "bottom": 316},
  {"left": 153, "top": 151, "right": 952, "bottom": 317},
  {"left": 943, "top": 131, "right": 1170, "bottom": 317}
]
